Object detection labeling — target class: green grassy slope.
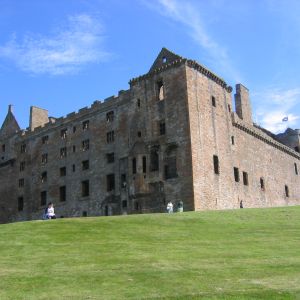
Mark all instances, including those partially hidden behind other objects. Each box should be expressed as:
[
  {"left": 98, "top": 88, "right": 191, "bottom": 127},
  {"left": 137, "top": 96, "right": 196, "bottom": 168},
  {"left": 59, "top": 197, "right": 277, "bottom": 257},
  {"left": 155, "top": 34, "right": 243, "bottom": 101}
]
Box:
[{"left": 0, "top": 206, "right": 300, "bottom": 300}]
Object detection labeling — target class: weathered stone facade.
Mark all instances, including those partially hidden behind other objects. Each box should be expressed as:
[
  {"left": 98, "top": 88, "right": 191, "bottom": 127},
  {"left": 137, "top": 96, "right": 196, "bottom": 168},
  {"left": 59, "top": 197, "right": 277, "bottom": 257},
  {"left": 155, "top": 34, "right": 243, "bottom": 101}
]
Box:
[{"left": 0, "top": 48, "right": 299, "bottom": 223}]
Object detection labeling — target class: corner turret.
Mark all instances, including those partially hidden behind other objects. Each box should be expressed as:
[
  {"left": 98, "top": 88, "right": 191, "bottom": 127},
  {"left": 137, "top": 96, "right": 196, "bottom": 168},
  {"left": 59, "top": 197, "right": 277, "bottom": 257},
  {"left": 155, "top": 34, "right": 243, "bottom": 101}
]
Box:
[{"left": 234, "top": 84, "right": 253, "bottom": 125}]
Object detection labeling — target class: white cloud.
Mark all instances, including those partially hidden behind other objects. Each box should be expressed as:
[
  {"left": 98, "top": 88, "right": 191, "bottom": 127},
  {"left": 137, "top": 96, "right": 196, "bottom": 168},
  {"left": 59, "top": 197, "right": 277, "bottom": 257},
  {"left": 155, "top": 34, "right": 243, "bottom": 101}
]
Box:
[
  {"left": 143, "top": 0, "right": 241, "bottom": 81},
  {"left": 254, "top": 88, "right": 300, "bottom": 133},
  {"left": 0, "top": 14, "right": 110, "bottom": 75}
]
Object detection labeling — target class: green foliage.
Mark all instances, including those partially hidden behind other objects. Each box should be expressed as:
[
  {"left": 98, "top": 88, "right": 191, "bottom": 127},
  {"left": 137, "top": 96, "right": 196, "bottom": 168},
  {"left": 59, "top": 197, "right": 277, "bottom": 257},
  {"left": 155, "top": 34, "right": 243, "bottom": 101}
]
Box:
[{"left": 0, "top": 206, "right": 300, "bottom": 299}]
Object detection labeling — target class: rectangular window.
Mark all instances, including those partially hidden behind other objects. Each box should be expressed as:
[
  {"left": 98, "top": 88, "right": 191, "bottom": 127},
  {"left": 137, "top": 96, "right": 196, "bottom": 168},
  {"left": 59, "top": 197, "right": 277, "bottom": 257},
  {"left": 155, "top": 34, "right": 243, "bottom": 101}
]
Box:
[
  {"left": 82, "top": 160, "right": 89, "bottom": 170},
  {"left": 82, "top": 139, "right": 89, "bottom": 151},
  {"left": 82, "top": 180, "right": 89, "bottom": 197},
  {"left": 211, "top": 96, "right": 216, "bottom": 107},
  {"left": 18, "top": 196, "right": 24, "bottom": 211},
  {"left": 72, "top": 164, "right": 76, "bottom": 172},
  {"left": 132, "top": 158, "right": 137, "bottom": 174},
  {"left": 2, "top": 144, "right": 5, "bottom": 152},
  {"left": 20, "top": 143, "right": 27, "bottom": 153},
  {"left": 73, "top": 126, "right": 77, "bottom": 133},
  {"left": 106, "top": 174, "right": 115, "bottom": 191},
  {"left": 60, "top": 186, "right": 66, "bottom": 202},
  {"left": 231, "top": 136, "right": 235, "bottom": 145},
  {"left": 143, "top": 156, "right": 147, "bottom": 173},
  {"left": 122, "top": 200, "right": 127, "bottom": 208},
  {"left": 82, "top": 120, "right": 89, "bottom": 130},
  {"left": 157, "top": 80, "right": 164, "bottom": 101},
  {"left": 150, "top": 147, "right": 159, "bottom": 171},
  {"left": 18, "top": 178, "right": 24, "bottom": 188},
  {"left": 42, "top": 135, "right": 49, "bottom": 144},
  {"left": 60, "top": 167, "right": 66, "bottom": 177},
  {"left": 20, "top": 161, "right": 25, "bottom": 171},
  {"left": 41, "top": 191, "right": 47, "bottom": 206},
  {"left": 106, "top": 153, "right": 115, "bottom": 163},
  {"left": 165, "top": 157, "right": 177, "bottom": 179},
  {"left": 294, "top": 163, "right": 298, "bottom": 175},
  {"left": 72, "top": 145, "right": 76, "bottom": 153},
  {"left": 260, "top": 177, "right": 265, "bottom": 191},
  {"left": 285, "top": 185, "right": 289, "bottom": 197},
  {"left": 41, "top": 153, "right": 48, "bottom": 164},
  {"left": 159, "top": 121, "right": 166, "bottom": 135},
  {"left": 213, "top": 155, "right": 219, "bottom": 175},
  {"left": 106, "top": 111, "right": 114, "bottom": 122},
  {"left": 228, "top": 104, "right": 231, "bottom": 112},
  {"left": 121, "top": 174, "right": 126, "bottom": 188},
  {"left": 41, "top": 171, "right": 47, "bottom": 183},
  {"left": 61, "top": 129, "right": 67, "bottom": 139},
  {"left": 106, "top": 131, "right": 115, "bottom": 143},
  {"left": 60, "top": 147, "right": 67, "bottom": 158},
  {"left": 234, "top": 167, "right": 239, "bottom": 182},
  {"left": 243, "top": 172, "right": 248, "bottom": 186}
]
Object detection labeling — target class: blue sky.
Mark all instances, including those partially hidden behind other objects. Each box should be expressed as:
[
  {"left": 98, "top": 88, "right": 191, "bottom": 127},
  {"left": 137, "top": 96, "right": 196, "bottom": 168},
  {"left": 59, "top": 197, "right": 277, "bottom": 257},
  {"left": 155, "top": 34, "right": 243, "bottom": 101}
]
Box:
[{"left": 0, "top": 0, "right": 300, "bottom": 133}]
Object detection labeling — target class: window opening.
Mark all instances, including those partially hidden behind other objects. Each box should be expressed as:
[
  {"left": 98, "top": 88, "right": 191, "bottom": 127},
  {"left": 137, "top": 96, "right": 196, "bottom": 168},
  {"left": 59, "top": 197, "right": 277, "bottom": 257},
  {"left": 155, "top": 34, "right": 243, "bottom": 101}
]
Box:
[
  {"left": 294, "top": 163, "right": 298, "bottom": 175},
  {"left": 41, "top": 191, "right": 47, "bottom": 206},
  {"left": 82, "top": 120, "right": 89, "bottom": 130},
  {"left": 243, "top": 172, "right": 248, "bottom": 186},
  {"left": 132, "top": 158, "right": 137, "bottom": 174},
  {"left": 143, "top": 156, "right": 147, "bottom": 173},
  {"left": 157, "top": 80, "right": 164, "bottom": 101},
  {"left": 260, "top": 177, "right": 265, "bottom": 191},
  {"left": 212, "top": 96, "right": 216, "bottom": 107},
  {"left": 61, "top": 129, "right": 67, "bottom": 139},
  {"left": 82, "top": 139, "right": 89, "bottom": 151},
  {"left": 106, "top": 111, "right": 114, "bottom": 122},
  {"left": 18, "top": 197, "right": 24, "bottom": 211},
  {"left": 107, "top": 174, "right": 115, "bottom": 191},
  {"left": 60, "top": 167, "right": 66, "bottom": 177},
  {"left": 41, "top": 171, "right": 47, "bottom": 182},
  {"left": 213, "top": 155, "right": 219, "bottom": 175},
  {"left": 234, "top": 167, "right": 239, "bottom": 182},
  {"left": 159, "top": 121, "right": 166, "bottom": 135},
  {"left": 82, "top": 180, "right": 89, "bottom": 197},
  {"left": 285, "top": 185, "right": 289, "bottom": 197},
  {"left": 106, "top": 153, "right": 115, "bottom": 163},
  {"left": 106, "top": 131, "right": 115, "bottom": 143},
  {"left": 60, "top": 186, "right": 66, "bottom": 202},
  {"left": 82, "top": 160, "right": 89, "bottom": 170}
]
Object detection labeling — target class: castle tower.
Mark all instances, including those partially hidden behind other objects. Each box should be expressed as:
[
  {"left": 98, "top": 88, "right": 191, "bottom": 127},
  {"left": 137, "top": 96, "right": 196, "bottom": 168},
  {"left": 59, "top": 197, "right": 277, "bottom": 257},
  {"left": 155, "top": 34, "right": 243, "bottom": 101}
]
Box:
[{"left": 0, "top": 105, "right": 20, "bottom": 138}]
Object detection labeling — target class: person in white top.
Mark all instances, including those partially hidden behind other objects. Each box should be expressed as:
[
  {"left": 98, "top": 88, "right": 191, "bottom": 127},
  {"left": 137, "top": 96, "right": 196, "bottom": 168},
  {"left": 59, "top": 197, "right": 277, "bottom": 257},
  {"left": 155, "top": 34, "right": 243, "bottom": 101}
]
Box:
[
  {"left": 47, "top": 203, "right": 56, "bottom": 219},
  {"left": 166, "top": 201, "right": 173, "bottom": 213}
]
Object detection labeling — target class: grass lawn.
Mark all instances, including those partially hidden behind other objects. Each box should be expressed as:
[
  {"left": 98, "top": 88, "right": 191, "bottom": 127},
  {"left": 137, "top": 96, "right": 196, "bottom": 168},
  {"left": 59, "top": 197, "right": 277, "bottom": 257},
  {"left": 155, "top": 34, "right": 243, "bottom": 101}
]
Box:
[{"left": 0, "top": 206, "right": 299, "bottom": 299}]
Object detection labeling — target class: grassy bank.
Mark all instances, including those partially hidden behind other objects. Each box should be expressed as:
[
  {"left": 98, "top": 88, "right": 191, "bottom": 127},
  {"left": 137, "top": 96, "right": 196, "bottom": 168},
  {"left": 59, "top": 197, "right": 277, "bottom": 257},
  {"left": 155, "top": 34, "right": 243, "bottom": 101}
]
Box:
[{"left": 0, "top": 206, "right": 299, "bottom": 299}]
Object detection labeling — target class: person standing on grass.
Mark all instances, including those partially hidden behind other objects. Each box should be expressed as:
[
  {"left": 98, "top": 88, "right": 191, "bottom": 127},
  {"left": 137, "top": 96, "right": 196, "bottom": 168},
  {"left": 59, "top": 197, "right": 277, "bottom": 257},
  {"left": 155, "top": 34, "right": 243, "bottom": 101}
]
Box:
[
  {"left": 166, "top": 201, "right": 173, "bottom": 213},
  {"left": 47, "top": 202, "right": 56, "bottom": 219}
]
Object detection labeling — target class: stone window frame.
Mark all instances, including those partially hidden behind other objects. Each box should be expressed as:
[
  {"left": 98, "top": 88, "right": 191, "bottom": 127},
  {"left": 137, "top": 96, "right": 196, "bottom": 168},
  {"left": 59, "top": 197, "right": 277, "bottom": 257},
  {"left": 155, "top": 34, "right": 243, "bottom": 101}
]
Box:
[
  {"left": 41, "top": 171, "right": 47, "bottom": 183},
  {"left": 20, "top": 161, "right": 26, "bottom": 172},
  {"left": 233, "top": 167, "right": 239, "bottom": 182},
  {"left": 106, "top": 111, "right": 114, "bottom": 123},
  {"left": 82, "top": 180, "right": 90, "bottom": 197},
  {"left": 285, "top": 185, "right": 289, "bottom": 197},
  {"left": 18, "top": 196, "right": 24, "bottom": 211},
  {"left": 211, "top": 96, "right": 216, "bottom": 107},
  {"left": 82, "top": 120, "right": 90, "bottom": 131},
  {"left": 243, "top": 171, "right": 249, "bottom": 186},
  {"left": 106, "top": 131, "right": 115, "bottom": 144},
  {"left": 18, "top": 178, "right": 25, "bottom": 188},
  {"left": 106, "top": 152, "right": 115, "bottom": 163},
  {"left": 60, "top": 167, "right": 66, "bottom": 177},
  {"left": 60, "top": 129, "right": 67, "bottom": 139},
  {"left": 40, "top": 191, "right": 47, "bottom": 206},
  {"left": 60, "top": 147, "right": 67, "bottom": 158},
  {"left": 20, "top": 143, "right": 27, "bottom": 153},
  {"left": 106, "top": 174, "right": 115, "bottom": 192},
  {"left": 213, "top": 155, "right": 219, "bottom": 175},
  {"left": 41, "top": 153, "right": 48, "bottom": 164},
  {"left": 59, "top": 186, "right": 66, "bottom": 202},
  {"left": 82, "top": 139, "right": 90, "bottom": 151},
  {"left": 42, "top": 135, "right": 49, "bottom": 144},
  {"left": 82, "top": 160, "right": 90, "bottom": 170}
]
